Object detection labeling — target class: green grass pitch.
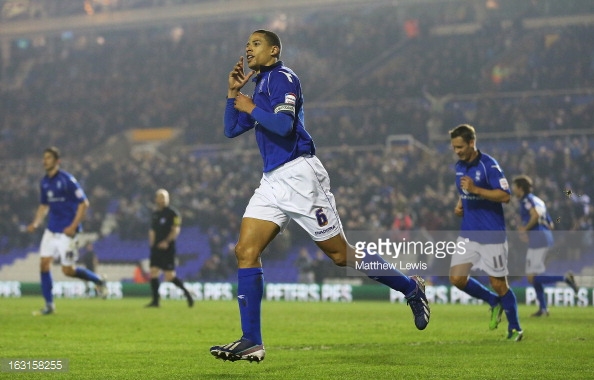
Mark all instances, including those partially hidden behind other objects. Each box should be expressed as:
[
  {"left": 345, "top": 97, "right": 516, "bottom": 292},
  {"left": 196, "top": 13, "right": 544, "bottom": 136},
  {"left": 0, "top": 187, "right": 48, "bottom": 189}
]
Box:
[{"left": 1, "top": 296, "right": 592, "bottom": 379}]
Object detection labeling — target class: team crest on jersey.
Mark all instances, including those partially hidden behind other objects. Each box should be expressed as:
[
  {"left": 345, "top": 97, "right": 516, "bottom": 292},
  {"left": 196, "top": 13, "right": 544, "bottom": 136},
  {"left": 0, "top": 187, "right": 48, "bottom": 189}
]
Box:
[
  {"left": 284, "top": 93, "right": 296, "bottom": 105},
  {"left": 160, "top": 217, "right": 166, "bottom": 224},
  {"left": 475, "top": 170, "right": 481, "bottom": 182}
]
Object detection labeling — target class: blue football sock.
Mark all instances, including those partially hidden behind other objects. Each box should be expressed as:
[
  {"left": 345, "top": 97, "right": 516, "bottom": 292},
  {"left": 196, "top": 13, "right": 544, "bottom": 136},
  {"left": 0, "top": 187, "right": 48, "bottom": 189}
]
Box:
[
  {"left": 533, "top": 275, "right": 564, "bottom": 285},
  {"left": 237, "top": 267, "right": 264, "bottom": 345},
  {"left": 74, "top": 267, "right": 102, "bottom": 284},
  {"left": 462, "top": 277, "right": 499, "bottom": 307},
  {"left": 533, "top": 282, "right": 547, "bottom": 310},
  {"left": 40, "top": 271, "right": 53, "bottom": 306},
  {"left": 501, "top": 289, "right": 521, "bottom": 331},
  {"left": 358, "top": 253, "right": 416, "bottom": 295},
  {"left": 532, "top": 275, "right": 563, "bottom": 310}
]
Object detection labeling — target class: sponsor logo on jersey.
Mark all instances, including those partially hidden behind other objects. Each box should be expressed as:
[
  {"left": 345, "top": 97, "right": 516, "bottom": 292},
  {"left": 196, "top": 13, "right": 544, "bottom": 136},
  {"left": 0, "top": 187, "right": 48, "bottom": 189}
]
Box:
[
  {"left": 279, "top": 70, "right": 294, "bottom": 82},
  {"left": 460, "top": 194, "right": 482, "bottom": 200},
  {"left": 315, "top": 225, "right": 337, "bottom": 235}
]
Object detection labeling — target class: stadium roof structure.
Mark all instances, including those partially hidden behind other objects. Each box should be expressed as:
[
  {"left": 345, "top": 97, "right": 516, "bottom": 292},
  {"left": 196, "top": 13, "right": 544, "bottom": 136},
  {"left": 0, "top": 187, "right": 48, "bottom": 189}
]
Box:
[
  {"left": 0, "top": 0, "right": 397, "bottom": 39},
  {"left": 3, "top": 0, "right": 593, "bottom": 39}
]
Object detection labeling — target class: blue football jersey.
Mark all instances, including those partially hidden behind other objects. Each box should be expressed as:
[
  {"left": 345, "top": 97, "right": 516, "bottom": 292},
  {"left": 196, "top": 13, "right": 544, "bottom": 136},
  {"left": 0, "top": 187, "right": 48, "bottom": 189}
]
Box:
[
  {"left": 40, "top": 169, "right": 87, "bottom": 233},
  {"left": 455, "top": 151, "right": 510, "bottom": 243},
  {"left": 520, "top": 193, "right": 554, "bottom": 248},
  {"left": 226, "top": 61, "right": 315, "bottom": 172}
]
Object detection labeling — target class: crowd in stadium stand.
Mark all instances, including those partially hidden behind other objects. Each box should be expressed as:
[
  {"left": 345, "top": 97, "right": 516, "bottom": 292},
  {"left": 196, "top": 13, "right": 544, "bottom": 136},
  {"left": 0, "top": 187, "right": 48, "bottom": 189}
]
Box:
[
  {"left": 2, "top": 135, "right": 592, "bottom": 257},
  {"left": 1, "top": 3, "right": 593, "bottom": 265},
  {"left": 2, "top": 8, "right": 594, "bottom": 159}
]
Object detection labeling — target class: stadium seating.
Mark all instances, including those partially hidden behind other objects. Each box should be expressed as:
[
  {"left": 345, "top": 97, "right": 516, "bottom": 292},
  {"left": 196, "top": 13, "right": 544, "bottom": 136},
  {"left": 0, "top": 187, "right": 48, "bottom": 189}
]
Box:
[{"left": 1, "top": 2, "right": 592, "bottom": 284}]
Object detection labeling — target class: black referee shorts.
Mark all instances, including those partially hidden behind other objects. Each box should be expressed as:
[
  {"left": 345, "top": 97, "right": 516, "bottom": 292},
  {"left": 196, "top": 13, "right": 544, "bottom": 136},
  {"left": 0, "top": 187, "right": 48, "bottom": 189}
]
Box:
[{"left": 149, "top": 248, "right": 176, "bottom": 271}]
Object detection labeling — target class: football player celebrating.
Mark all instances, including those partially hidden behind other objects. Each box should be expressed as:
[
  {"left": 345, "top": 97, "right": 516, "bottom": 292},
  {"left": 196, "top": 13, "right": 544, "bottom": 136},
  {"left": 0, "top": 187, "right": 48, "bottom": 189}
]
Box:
[{"left": 209, "top": 30, "right": 430, "bottom": 363}]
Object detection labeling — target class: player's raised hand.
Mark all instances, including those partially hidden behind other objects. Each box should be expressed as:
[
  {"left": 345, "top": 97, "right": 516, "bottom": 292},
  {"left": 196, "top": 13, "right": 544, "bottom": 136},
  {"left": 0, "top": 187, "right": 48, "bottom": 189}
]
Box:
[
  {"left": 228, "top": 57, "right": 254, "bottom": 96},
  {"left": 234, "top": 92, "right": 256, "bottom": 114}
]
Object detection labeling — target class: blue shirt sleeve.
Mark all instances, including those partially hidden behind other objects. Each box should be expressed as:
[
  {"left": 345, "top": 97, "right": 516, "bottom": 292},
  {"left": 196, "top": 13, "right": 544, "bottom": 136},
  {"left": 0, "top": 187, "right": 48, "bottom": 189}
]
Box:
[
  {"left": 251, "top": 107, "right": 293, "bottom": 136},
  {"left": 250, "top": 69, "right": 297, "bottom": 137},
  {"left": 67, "top": 174, "right": 87, "bottom": 203},
  {"left": 520, "top": 197, "right": 532, "bottom": 224},
  {"left": 486, "top": 161, "right": 510, "bottom": 194},
  {"left": 224, "top": 98, "right": 254, "bottom": 137}
]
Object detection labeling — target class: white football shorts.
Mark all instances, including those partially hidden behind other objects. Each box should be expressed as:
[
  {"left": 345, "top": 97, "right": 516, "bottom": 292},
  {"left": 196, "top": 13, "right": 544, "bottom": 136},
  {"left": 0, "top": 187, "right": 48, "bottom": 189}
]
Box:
[
  {"left": 450, "top": 237, "right": 509, "bottom": 277},
  {"left": 525, "top": 247, "right": 549, "bottom": 275},
  {"left": 244, "top": 155, "right": 343, "bottom": 242},
  {"left": 39, "top": 229, "right": 79, "bottom": 267}
]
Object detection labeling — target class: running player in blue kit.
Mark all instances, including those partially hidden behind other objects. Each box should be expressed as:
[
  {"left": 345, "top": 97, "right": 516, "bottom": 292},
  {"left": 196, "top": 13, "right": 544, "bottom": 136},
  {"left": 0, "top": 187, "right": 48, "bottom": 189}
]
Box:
[
  {"left": 209, "top": 30, "right": 430, "bottom": 362},
  {"left": 511, "top": 175, "right": 579, "bottom": 317},
  {"left": 449, "top": 125, "right": 523, "bottom": 341},
  {"left": 27, "top": 147, "right": 107, "bottom": 315}
]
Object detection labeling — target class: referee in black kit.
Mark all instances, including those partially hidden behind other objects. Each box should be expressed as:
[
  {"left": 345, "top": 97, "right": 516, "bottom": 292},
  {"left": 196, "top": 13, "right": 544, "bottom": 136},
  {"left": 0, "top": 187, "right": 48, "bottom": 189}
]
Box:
[{"left": 146, "top": 189, "right": 194, "bottom": 308}]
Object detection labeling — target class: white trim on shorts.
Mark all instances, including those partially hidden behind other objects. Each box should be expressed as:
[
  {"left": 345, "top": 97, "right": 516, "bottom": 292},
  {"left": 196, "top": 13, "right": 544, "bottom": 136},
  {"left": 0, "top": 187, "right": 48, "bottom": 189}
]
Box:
[
  {"left": 450, "top": 236, "right": 509, "bottom": 277},
  {"left": 525, "top": 246, "right": 549, "bottom": 275},
  {"left": 243, "top": 155, "right": 343, "bottom": 242},
  {"left": 39, "top": 229, "right": 79, "bottom": 266}
]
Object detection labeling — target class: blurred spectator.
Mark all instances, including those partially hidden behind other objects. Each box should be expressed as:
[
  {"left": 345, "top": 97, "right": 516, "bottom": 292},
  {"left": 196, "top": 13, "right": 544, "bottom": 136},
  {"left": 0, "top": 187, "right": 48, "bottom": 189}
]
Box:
[
  {"left": 294, "top": 247, "right": 314, "bottom": 284},
  {"left": 311, "top": 250, "right": 333, "bottom": 286},
  {"left": 199, "top": 254, "right": 227, "bottom": 282}
]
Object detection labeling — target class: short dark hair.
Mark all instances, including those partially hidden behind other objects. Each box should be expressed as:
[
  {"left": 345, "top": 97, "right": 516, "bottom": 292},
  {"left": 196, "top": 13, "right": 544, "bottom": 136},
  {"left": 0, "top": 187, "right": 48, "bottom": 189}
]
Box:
[
  {"left": 449, "top": 124, "right": 476, "bottom": 143},
  {"left": 512, "top": 175, "right": 533, "bottom": 194},
  {"left": 44, "top": 146, "right": 61, "bottom": 160},
  {"left": 253, "top": 29, "right": 281, "bottom": 58}
]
